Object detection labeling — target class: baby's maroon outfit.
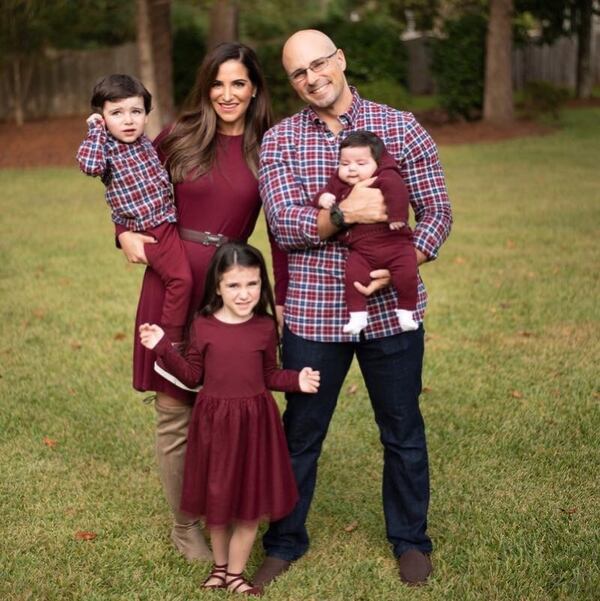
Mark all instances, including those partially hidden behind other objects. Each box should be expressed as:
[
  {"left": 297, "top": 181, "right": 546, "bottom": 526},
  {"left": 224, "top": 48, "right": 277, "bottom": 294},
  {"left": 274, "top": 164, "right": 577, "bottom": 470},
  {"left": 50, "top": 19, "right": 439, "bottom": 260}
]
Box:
[
  {"left": 316, "top": 150, "right": 418, "bottom": 314},
  {"left": 154, "top": 314, "right": 300, "bottom": 526}
]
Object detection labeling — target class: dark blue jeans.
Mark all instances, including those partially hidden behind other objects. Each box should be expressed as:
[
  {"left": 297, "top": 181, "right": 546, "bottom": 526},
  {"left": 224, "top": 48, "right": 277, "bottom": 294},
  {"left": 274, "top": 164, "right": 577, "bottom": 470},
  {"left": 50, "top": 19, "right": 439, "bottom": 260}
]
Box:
[{"left": 263, "top": 325, "right": 432, "bottom": 561}]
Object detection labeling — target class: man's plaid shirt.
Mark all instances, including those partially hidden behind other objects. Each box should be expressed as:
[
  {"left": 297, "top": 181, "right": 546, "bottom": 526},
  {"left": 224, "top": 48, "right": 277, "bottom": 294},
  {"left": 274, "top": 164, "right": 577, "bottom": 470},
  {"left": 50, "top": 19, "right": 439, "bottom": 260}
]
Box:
[
  {"left": 76, "top": 120, "right": 176, "bottom": 231},
  {"left": 259, "top": 88, "right": 452, "bottom": 342}
]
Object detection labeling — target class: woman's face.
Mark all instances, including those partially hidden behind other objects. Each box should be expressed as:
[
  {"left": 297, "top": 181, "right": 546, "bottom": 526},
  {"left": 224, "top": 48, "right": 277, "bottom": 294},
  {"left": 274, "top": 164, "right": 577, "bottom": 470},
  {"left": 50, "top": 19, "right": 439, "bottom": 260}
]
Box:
[{"left": 209, "top": 59, "right": 256, "bottom": 135}]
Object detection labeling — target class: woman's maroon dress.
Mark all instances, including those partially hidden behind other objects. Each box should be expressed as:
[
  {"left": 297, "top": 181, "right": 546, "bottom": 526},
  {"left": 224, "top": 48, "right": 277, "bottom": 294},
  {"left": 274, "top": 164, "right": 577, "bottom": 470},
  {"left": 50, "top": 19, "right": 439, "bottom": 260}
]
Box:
[
  {"left": 154, "top": 314, "right": 300, "bottom": 526},
  {"left": 132, "top": 133, "right": 264, "bottom": 402}
]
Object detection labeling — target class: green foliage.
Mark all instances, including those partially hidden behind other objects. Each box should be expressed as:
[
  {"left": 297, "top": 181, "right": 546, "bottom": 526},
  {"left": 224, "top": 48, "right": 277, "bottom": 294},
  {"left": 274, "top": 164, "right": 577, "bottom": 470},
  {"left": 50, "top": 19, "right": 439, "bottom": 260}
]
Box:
[
  {"left": 430, "top": 11, "right": 487, "bottom": 120},
  {"left": 316, "top": 15, "right": 407, "bottom": 87},
  {"left": 357, "top": 78, "right": 411, "bottom": 110},
  {"left": 519, "top": 80, "right": 571, "bottom": 119},
  {"left": 171, "top": 11, "right": 206, "bottom": 107}
]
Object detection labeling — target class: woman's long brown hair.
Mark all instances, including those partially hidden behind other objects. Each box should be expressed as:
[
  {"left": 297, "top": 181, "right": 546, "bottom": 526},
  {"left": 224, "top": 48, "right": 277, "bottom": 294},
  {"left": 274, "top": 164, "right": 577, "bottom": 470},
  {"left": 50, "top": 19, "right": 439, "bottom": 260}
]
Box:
[{"left": 158, "top": 42, "right": 272, "bottom": 182}]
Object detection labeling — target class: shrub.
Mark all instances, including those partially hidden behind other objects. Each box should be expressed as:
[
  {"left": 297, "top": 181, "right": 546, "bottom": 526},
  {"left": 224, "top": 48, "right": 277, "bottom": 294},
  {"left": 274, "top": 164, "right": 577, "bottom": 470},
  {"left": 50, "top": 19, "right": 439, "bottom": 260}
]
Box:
[
  {"left": 520, "top": 80, "right": 570, "bottom": 119},
  {"left": 430, "top": 12, "right": 487, "bottom": 121}
]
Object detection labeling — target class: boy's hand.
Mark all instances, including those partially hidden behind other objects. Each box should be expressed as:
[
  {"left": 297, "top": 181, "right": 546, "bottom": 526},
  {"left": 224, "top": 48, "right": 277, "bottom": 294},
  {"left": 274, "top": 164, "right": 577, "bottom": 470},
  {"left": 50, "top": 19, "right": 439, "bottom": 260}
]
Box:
[
  {"left": 389, "top": 221, "right": 405, "bottom": 230},
  {"left": 299, "top": 367, "right": 320, "bottom": 393},
  {"left": 318, "top": 192, "right": 336, "bottom": 210},
  {"left": 139, "top": 323, "right": 165, "bottom": 349},
  {"left": 118, "top": 230, "right": 156, "bottom": 264},
  {"left": 86, "top": 113, "right": 105, "bottom": 127}
]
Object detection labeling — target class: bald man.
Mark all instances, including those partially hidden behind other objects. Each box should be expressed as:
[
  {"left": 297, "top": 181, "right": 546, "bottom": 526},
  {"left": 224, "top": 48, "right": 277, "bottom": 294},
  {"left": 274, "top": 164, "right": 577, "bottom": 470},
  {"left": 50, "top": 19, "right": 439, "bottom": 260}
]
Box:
[{"left": 257, "top": 29, "right": 452, "bottom": 588}]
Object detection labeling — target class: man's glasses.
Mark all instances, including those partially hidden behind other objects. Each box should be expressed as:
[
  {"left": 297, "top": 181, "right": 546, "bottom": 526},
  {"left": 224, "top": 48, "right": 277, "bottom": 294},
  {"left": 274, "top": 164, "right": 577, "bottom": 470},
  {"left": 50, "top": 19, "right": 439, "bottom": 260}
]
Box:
[{"left": 288, "top": 50, "right": 339, "bottom": 83}]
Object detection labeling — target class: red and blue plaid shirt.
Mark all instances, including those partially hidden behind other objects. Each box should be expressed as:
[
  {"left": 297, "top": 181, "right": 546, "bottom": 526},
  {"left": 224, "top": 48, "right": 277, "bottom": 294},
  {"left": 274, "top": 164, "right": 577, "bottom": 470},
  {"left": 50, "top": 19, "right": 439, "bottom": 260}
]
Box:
[
  {"left": 76, "top": 120, "right": 176, "bottom": 232},
  {"left": 259, "top": 88, "right": 452, "bottom": 342}
]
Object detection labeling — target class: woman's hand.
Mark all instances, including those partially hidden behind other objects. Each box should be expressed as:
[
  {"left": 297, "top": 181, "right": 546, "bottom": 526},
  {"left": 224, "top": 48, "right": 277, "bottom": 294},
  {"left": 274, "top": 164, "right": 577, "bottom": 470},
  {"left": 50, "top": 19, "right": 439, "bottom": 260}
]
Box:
[
  {"left": 118, "top": 230, "right": 156, "bottom": 264},
  {"left": 139, "top": 323, "right": 165, "bottom": 349},
  {"left": 353, "top": 269, "right": 391, "bottom": 296},
  {"left": 275, "top": 305, "right": 285, "bottom": 334},
  {"left": 299, "top": 367, "right": 321, "bottom": 394}
]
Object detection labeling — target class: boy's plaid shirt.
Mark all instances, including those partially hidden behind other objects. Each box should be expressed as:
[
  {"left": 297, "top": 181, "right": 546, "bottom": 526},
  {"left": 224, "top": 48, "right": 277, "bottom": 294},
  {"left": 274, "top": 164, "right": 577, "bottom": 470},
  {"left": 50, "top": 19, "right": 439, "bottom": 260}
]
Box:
[
  {"left": 259, "top": 88, "right": 453, "bottom": 342},
  {"left": 76, "top": 120, "right": 176, "bottom": 231}
]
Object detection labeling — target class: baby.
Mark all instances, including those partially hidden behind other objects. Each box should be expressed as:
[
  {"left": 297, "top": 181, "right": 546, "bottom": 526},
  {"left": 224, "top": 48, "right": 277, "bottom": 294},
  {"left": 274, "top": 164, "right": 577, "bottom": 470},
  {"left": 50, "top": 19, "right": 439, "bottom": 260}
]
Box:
[{"left": 316, "top": 130, "right": 419, "bottom": 334}]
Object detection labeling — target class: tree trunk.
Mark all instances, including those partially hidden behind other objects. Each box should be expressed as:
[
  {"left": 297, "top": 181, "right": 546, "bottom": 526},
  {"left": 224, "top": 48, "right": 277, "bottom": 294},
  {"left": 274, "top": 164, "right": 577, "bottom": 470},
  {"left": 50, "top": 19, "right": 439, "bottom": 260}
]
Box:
[
  {"left": 575, "top": 0, "right": 593, "bottom": 99},
  {"left": 483, "top": 0, "right": 514, "bottom": 124},
  {"left": 149, "top": 0, "right": 175, "bottom": 124},
  {"left": 207, "top": 0, "right": 239, "bottom": 50},
  {"left": 137, "top": 0, "right": 162, "bottom": 139}
]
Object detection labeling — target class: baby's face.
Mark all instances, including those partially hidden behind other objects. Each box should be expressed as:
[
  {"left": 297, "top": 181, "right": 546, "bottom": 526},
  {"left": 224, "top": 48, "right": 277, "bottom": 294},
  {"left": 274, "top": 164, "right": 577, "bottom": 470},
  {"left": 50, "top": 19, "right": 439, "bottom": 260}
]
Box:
[
  {"left": 337, "top": 146, "right": 378, "bottom": 185},
  {"left": 102, "top": 96, "right": 148, "bottom": 143}
]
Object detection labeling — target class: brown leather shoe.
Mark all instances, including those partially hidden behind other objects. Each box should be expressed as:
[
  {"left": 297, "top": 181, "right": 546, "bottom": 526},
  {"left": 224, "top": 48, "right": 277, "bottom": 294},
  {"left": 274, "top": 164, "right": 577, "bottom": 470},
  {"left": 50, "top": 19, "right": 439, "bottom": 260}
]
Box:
[
  {"left": 252, "top": 557, "right": 292, "bottom": 587},
  {"left": 397, "top": 549, "right": 433, "bottom": 586}
]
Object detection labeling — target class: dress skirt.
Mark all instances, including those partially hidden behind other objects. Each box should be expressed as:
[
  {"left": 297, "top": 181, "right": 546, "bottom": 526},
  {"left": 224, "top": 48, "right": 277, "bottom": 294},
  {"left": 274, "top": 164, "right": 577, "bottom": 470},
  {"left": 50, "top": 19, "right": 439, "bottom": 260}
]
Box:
[{"left": 180, "top": 391, "right": 299, "bottom": 527}]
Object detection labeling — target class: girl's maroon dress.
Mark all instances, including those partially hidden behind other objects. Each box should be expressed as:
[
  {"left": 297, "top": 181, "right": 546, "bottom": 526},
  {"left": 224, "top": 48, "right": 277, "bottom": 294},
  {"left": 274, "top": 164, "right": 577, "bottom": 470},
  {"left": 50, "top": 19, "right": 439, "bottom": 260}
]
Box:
[
  {"left": 154, "top": 314, "right": 300, "bottom": 526},
  {"left": 131, "top": 133, "right": 264, "bottom": 402}
]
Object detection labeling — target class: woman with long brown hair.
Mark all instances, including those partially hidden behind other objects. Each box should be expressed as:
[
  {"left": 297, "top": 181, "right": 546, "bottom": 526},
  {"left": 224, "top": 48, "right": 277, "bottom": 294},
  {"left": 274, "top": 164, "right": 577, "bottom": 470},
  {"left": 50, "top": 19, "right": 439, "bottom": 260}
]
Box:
[{"left": 117, "top": 42, "right": 284, "bottom": 566}]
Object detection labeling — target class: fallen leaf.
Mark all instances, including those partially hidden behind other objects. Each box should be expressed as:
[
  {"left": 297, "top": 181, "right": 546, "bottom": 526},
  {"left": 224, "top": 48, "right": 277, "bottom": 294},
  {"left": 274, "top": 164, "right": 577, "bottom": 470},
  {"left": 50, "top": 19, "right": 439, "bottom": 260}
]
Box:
[
  {"left": 343, "top": 521, "right": 358, "bottom": 532},
  {"left": 518, "top": 331, "right": 533, "bottom": 337},
  {"left": 70, "top": 340, "right": 82, "bottom": 350},
  {"left": 347, "top": 384, "right": 358, "bottom": 395},
  {"left": 113, "top": 332, "right": 126, "bottom": 341},
  {"left": 74, "top": 531, "right": 97, "bottom": 541},
  {"left": 499, "top": 302, "right": 511, "bottom": 309},
  {"left": 506, "top": 239, "right": 516, "bottom": 249},
  {"left": 32, "top": 308, "right": 45, "bottom": 319},
  {"left": 43, "top": 436, "right": 57, "bottom": 447},
  {"left": 68, "top": 388, "right": 77, "bottom": 396},
  {"left": 559, "top": 507, "right": 577, "bottom": 515},
  {"left": 422, "top": 387, "right": 432, "bottom": 393},
  {"left": 510, "top": 390, "right": 523, "bottom": 398},
  {"left": 58, "top": 277, "right": 71, "bottom": 287},
  {"left": 453, "top": 256, "right": 466, "bottom": 265}
]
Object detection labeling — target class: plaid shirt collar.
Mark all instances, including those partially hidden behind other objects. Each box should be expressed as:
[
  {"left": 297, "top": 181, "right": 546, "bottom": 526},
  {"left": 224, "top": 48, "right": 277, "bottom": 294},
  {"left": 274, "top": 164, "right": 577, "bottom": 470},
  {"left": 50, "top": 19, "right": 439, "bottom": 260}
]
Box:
[{"left": 303, "top": 85, "right": 362, "bottom": 128}]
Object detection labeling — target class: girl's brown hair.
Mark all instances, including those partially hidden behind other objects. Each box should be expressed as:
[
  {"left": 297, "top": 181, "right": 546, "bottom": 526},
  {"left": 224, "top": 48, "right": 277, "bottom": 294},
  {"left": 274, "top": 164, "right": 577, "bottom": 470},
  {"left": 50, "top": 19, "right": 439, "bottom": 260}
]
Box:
[{"left": 158, "top": 42, "right": 272, "bottom": 182}]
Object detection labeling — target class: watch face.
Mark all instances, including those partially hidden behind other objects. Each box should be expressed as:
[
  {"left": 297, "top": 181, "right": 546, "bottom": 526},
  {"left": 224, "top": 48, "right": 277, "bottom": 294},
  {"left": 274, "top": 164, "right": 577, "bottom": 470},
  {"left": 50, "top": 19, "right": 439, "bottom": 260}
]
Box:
[{"left": 330, "top": 205, "right": 345, "bottom": 228}]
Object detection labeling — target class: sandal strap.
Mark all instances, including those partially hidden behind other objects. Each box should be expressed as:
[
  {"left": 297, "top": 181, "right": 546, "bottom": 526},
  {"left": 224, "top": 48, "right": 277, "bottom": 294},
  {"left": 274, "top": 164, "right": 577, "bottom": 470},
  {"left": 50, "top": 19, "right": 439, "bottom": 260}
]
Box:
[
  {"left": 226, "top": 572, "right": 256, "bottom": 593},
  {"left": 202, "top": 564, "right": 228, "bottom": 588}
]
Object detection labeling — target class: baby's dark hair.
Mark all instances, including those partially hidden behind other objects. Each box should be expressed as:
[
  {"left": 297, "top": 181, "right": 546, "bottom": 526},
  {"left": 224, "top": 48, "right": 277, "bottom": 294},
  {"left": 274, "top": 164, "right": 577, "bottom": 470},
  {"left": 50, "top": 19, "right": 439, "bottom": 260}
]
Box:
[
  {"left": 199, "top": 242, "right": 278, "bottom": 333},
  {"left": 340, "top": 130, "right": 385, "bottom": 162},
  {"left": 90, "top": 74, "right": 152, "bottom": 114}
]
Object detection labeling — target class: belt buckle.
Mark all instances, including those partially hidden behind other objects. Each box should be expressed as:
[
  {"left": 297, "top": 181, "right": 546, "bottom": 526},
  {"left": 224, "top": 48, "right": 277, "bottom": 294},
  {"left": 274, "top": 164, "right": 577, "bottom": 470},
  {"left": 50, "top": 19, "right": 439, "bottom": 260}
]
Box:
[{"left": 203, "top": 232, "right": 223, "bottom": 246}]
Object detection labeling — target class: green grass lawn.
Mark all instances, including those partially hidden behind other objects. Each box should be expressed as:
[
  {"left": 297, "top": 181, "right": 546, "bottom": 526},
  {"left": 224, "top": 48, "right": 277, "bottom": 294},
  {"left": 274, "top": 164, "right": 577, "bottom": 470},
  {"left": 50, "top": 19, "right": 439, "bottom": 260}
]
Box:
[{"left": 1, "top": 108, "right": 599, "bottom": 600}]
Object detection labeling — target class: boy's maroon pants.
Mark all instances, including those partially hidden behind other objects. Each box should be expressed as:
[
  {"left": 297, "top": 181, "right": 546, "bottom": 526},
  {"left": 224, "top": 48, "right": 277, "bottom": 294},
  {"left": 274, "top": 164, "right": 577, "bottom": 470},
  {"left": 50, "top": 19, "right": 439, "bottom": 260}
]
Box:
[{"left": 142, "top": 222, "right": 193, "bottom": 341}]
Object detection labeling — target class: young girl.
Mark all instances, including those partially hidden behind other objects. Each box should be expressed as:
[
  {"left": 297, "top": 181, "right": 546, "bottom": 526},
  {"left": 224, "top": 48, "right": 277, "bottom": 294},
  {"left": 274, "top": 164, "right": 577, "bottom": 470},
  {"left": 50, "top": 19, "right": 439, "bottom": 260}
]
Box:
[{"left": 139, "top": 242, "right": 319, "bottom": 596}]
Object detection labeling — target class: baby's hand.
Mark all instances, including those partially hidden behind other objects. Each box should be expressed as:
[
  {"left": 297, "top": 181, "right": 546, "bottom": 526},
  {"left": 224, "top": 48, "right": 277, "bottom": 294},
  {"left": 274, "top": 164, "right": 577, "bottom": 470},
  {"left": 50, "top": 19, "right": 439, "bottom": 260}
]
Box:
[
  {"left": 86, "top": 113, "right": 105, "bottom": 127},
  {"left": 389, "top": 221, "right": 406, "bottom": 230},
  {"left": 139, "top": 323, "right": 165, "bottom": 349},
  {"left": 299, "top": 367, "right": 320, "bottom": 393},
  {"left": 318, "top": 192, "right": 336, "bottom": 210}
]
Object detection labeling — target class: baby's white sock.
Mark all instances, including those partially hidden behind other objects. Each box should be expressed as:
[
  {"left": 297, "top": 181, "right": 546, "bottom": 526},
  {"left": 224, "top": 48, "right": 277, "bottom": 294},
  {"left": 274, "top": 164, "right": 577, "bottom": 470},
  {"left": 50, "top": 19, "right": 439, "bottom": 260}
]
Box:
[
  {"left": 342, "top": 311, "right": 369, "bottom": 335},
  {"left": 396, "top": 309, "right": 418, "bottom": 331}
]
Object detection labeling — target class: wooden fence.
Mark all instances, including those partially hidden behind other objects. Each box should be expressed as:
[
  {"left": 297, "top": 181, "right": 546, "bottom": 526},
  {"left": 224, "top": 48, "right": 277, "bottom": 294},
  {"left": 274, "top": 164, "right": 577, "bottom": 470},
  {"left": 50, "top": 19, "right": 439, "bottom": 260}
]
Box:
[{"left": 1, "top": 35, "right": 599, "bottom": 122}]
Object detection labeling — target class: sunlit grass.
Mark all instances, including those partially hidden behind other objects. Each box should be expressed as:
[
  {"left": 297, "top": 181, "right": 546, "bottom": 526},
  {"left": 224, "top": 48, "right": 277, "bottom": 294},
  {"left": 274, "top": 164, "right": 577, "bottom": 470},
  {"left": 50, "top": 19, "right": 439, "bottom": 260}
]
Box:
[{"left": 1, "top": 108, "right": 599, "bottom": 600}]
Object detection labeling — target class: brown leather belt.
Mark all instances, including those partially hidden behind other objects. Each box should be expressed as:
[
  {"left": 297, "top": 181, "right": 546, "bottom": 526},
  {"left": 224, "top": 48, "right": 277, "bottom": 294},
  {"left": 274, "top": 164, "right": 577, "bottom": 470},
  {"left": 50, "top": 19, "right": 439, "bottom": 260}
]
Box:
[{"left": 179, "top": 228, "right": 229, "bottom": 247}]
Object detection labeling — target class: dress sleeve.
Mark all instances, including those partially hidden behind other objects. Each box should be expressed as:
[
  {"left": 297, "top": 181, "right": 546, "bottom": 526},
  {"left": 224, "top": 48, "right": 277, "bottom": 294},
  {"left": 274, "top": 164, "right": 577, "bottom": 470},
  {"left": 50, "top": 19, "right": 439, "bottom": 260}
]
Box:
[
  {"left": 259, "top": 128, "right": 322, "bottom": 250},
  {"left": 154, "top": 322, "right": 205, "bottom": 387},
  {"left": 76, "top": 120, "right": 108, "bottom": 177},
  {"left": 263, "top": 322, "right": 301, "bottom": 392},
  {"left": 268, "top": 225, "right": 289, "bottom": 306}
]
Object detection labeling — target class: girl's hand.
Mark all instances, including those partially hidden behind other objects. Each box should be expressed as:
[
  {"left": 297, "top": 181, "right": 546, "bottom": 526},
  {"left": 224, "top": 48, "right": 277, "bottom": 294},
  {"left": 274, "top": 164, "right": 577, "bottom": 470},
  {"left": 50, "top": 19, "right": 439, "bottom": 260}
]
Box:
[
  {"left": 86, "top": 113, "right": 105, "bottom": 127},
  {"left": 389, "top": 221, "right": 405, "bottom": 230},
  {"left": 118, "top": 230, "right": 156, "bottom": 264},
  {"left": 299, "top": 367, "right": 320, "bottom": 394},
  {"left": 139, "top": 323, "right": 165, "bottom": 349}
]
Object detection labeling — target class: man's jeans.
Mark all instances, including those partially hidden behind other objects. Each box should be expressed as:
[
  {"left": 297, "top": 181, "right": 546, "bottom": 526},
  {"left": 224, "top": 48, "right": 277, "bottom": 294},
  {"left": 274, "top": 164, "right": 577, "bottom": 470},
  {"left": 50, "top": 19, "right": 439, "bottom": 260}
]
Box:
[{"left": 263, "top": 324, "right": 432, "bottom": 561}]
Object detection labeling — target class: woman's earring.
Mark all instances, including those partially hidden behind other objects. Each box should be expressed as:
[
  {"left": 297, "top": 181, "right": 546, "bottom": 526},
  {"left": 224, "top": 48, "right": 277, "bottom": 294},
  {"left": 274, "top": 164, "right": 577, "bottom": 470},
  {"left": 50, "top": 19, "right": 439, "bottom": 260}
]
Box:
[{"left": 252, "top": 92, "right": 256, "bottom": 98}]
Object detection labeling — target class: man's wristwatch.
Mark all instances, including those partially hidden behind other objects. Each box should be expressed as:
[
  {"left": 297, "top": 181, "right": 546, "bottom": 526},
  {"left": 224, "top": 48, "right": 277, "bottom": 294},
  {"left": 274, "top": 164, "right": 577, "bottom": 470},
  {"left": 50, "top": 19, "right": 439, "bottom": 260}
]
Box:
[{"left": 329, "top": 203, "right": 349, "bottom": 229}]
